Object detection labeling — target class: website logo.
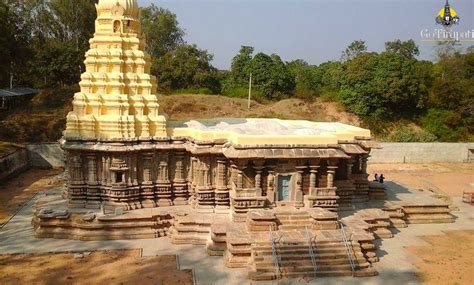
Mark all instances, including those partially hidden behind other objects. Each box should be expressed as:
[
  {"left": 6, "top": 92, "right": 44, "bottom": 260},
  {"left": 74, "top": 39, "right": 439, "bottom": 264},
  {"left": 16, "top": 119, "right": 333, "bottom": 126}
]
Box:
[{"left": 436, "top": 0, "right": 460, "bottom": 27}]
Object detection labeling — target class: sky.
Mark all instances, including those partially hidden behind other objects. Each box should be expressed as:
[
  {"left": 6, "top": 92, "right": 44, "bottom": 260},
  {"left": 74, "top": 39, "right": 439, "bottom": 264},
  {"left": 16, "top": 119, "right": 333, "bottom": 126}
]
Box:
[{"left": 138, "top": 0, "right": 474, "bottom": 69}]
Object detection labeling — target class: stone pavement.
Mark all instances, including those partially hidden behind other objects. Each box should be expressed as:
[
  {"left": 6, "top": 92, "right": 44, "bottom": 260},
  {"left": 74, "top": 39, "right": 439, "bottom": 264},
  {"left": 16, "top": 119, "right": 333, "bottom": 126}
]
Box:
[{"left": 1, "top": 191, "right": 473, "bottom": 284}]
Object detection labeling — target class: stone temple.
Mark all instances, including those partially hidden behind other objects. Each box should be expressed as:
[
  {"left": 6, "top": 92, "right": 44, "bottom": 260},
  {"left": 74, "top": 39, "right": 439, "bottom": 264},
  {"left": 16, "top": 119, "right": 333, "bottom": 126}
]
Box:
[
  {"left": 61, "top": 0, "right": 374, "bottom": 219},
  {"left": 33, "top": 0, "right": 455, "bottom": 281}
]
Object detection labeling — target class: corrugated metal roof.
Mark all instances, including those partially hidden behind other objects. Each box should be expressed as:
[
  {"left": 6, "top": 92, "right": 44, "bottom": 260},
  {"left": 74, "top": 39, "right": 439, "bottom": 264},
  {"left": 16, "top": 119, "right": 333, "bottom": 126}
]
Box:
[{"left": 0, "top": 88, "right": 38, "bottom": 97}]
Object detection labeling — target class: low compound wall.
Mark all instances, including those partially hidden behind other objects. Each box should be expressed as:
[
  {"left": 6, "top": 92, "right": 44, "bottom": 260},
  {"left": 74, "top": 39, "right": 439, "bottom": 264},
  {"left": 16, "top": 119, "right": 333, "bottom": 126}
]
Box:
[
  {"left": 369, "top": 143, "right": 473, "bottom": 164},
  {"left": 26, "top": 143, "right": 65, "bottom": 168},
  {"left": 0, "top": 148, "right": 29, "bottom": 181}
]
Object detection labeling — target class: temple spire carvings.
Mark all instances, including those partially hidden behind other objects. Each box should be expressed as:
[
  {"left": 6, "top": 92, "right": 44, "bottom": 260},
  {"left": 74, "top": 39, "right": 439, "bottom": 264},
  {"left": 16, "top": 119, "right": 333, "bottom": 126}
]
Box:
[{"left": 65, "top": 0, "right": 166, "bottom": 139}]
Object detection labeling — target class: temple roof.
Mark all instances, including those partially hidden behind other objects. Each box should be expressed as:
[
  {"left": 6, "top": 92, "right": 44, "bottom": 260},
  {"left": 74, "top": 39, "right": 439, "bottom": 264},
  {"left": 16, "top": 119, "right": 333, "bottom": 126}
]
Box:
[{"left": 167, "top": 118, "right": 371, "bottom": 146}]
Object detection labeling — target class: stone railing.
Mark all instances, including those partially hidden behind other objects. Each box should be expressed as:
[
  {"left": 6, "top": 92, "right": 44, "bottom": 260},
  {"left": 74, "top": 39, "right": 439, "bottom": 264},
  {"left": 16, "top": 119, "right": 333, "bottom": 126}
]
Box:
[
  {"left": 230, "top": 182, "right": 267, "bottom": 222},
  {"left": 303, "top": 187, "right": 338, "bottom": 210}
]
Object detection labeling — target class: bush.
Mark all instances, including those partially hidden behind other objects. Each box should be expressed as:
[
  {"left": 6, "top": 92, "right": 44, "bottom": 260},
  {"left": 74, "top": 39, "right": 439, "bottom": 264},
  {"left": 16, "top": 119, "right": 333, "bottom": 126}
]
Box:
[
  {"left": 221, "top": 86, "right": 268, "bottom": 104},
  {"left": 172, "top": 87, "right": 215, "bottom": 95},
  {"left": 421, "top": 108, "right": 469, "bottom": 142},
  {"left": 385, "top": 125, "right": 437, "bottom": 142}
]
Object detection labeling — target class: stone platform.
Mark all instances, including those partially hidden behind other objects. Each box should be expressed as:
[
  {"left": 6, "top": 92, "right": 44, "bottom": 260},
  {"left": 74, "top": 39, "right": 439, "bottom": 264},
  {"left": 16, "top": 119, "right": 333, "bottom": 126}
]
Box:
[{"left": 29, "top": 182, "right": 457, "bottom": 282}]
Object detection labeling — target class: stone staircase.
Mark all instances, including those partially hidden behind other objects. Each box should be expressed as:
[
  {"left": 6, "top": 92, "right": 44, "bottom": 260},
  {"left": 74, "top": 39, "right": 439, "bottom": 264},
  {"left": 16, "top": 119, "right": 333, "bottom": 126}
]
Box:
[
  {"left": 274, "top": 210, "right": 312, "bottom": 230},
  {"left": 248, "top": 230, "right": 377, "bottom": 281}
]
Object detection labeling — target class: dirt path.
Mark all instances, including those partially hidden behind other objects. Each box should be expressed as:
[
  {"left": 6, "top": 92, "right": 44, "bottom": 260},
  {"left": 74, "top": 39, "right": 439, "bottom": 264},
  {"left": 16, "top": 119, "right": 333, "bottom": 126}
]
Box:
[
  {"left": 0, "top": 168, "right": 63, "bottom": 225},
  {"left": 0, "top": 250, "right": 193, "bottom": 285},
  {"left": 406, "top": 230, "right": 474, "bottom": 285}
]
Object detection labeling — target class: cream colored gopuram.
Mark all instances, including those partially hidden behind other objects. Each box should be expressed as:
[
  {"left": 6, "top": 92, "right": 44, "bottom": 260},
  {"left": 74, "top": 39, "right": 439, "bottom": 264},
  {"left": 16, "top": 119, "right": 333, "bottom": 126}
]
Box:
[{"left": 65, "top": 0, "right": 166, "bottom": 139}]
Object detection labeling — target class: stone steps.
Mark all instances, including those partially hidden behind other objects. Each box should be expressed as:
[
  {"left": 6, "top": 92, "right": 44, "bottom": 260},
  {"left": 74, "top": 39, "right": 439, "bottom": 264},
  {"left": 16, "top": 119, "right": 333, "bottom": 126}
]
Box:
[
  {"left": 254, "top": 257, "right": 366, "bottom": 266},
  {"left": 249, "top": 269, "right": 354, "bottom": 281},
  {"left": 249, "top": 236, "right": 375, "bottom": 281},
  {"left": 254, "top": 263, "right": 355, "bottom": 273}
]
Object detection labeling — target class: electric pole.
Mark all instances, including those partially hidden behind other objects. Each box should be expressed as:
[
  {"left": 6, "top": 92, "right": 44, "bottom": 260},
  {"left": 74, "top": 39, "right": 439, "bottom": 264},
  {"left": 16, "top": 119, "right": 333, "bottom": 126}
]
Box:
[{"left": 248, "top": 73, "right": 252, "bottom": 109}]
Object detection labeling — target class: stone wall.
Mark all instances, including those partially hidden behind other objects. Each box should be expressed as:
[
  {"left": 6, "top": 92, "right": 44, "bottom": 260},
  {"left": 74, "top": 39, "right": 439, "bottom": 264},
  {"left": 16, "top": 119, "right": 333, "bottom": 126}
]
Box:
[
  {"left": 21, "top": 142, "right": 474, "bottom": 169},
  {"left": 369, "top": 143, "right": 473, "bottom": 164},
  {"left": 0, "top": 148, "right": 29, "bottom": 182},
  {"left": 26, "top": 143, "right": 65, "bottom": 168}
]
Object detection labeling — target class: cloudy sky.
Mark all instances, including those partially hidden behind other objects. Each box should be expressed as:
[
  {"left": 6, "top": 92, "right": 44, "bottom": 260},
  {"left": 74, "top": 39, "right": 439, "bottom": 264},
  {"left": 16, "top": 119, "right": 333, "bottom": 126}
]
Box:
[{"left": 138, "top": 0, "right": 474, "bottom": 69}]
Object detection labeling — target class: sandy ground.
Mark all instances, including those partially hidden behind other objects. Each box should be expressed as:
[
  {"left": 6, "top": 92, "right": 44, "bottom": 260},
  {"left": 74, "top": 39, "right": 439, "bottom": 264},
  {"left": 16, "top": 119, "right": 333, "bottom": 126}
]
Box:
[
  {"left": 0, "top": 168, "right": 63, "bottom": 226},
  {"left": 0, "top": 250, "right": 193, "bottom": 285},
  {"left": 368, "top": 163, "right": 474, "bottom": 285},
  {"left": 407, "top": 230, "right": 474, "bottom": 285},
  {"left": 368, "top": 163, "right": 473, "bottom": 197}
]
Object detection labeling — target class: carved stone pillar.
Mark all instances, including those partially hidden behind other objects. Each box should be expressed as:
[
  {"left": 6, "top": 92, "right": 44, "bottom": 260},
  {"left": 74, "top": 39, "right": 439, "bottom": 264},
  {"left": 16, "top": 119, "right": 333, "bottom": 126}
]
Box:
[
  {"left": 141, "top": 153, "right": 155, "bottom": 207},
  {"left": 237, "top": 169, "right": 243, "bottom": 189},
  {"left": 361, "top": 154, "right": 369, "bottom": 174},
  {"left": 101, "top": 156, "right": 107, "bottom": 185},
  {"left": 215, "top": 158, "right": 229, "bottom": 211},
  {"left": 126, "top": 155, "right": 132, "bottom": 186},
  {"left": 70, "top": 155, "right": 83, "bottom": 184},
  {"left": 191, "top": 157, "right": 198, "bottom": 186},
  {"left": 217, "top": 159, "right": 227, "bottom": 188},
  {"left": 254, "top": 170, "right": 261, "bottom": 189},
  {"left": 156, "top": 153, "right": 172, "bottom": 206},
  {"left": 106, "top": 156, "right": 112, "bottom": 186},
  {"left": 173, "top": 152, "right": 188, "bottom": 205},
  {"left": 254, "top": 166, "right": 264, "bottom": 196},
  {"left": 132, "top": 153, "right": 138, "bottom": 185},
  {"left": 87, "top": 154, "right": 98, "bottom": 185},
  {"left": 85, "top": 153, "right": 101, "bottom": 207},
  {"left": 295, "top": 166, "right": 305, "bottom": 205},
  {"left": 196, "top": 156, "right": 215, "bottom": 212},
  {"left": 327, "top": 166, "right": 337, "bottom": 188},
  {"left": 156, "top": 153, "right": 169, "bottom": 182},
  {"left": 346, "top": 161, "right": 353, "bottom": 180},
  {"left": 267, "top": 170, "right": 275, "bottom": 204},
  {"left": 142, "top": 153, "right": 152, "bottom": 183},
  {"left": 174, "top": 153, "right": 185, "bottom": 182},
  {"left": 309, "top": 165, "right": 319, "bottom": 195}
]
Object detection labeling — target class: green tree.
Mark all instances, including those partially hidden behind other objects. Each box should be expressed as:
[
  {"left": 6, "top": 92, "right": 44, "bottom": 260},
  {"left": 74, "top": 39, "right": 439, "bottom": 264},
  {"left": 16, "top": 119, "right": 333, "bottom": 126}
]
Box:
[
  {"left": 426, "top": 48, "right": 474, "bottom": 140},
  {"left": 35, "top": 39, "right": 83, "bottom": 87},
  {"left": 230, "top": 46, "right": 254, "bottom": 84},
  {"left": 341, "top": 40, "right": 367, "bottom": 62},
  {"left": 153, "top": 44, "right": 220, "bottom": 93},
  {"left": 315, "top": 61, "right": 344, "bottom": 91},
  {"left": 141, "top": 4, "right": 185, "bottom": 59},
  {"left": 421, "top": 109, "right": 468, "bottom": 142},
  {"left": 287, "top": 59, "right": 318, "bottom": 98},
  {"left": 385, "top": 39, "right": 420, "bottom": 59},
  {"left": 339, "top": 52, "right": 427, "bottom": 121},
  {"left": 250, "top": 53, "right": 295, "bottom": 100},
  {"left": 47, "top": 0, "right": 97, "bottom": 52},
  {"left": 0, "top": 2, "right": 13, "bottom": 86},
  {"left": 1, "top": 0, "right": 35, "bottom": 88}
]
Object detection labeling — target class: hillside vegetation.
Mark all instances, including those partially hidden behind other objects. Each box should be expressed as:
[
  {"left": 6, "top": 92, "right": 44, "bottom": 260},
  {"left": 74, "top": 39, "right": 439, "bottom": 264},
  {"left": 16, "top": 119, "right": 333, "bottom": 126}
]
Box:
[
  {"left": 1, "top": 1, "right": 472, "bottom": 142},
  {"left": 0, "top": 90, "right": 362, "bottom": 143}
]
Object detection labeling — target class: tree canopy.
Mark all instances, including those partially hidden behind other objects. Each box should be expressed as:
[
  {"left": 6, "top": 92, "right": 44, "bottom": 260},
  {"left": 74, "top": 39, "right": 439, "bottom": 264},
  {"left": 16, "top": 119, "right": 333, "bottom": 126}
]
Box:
[
  {"left": 0, "top": 1, "right": 473, "bottom": 142},
  {"left": 141, "top": 4, "right": 185, "bottom": 59}
]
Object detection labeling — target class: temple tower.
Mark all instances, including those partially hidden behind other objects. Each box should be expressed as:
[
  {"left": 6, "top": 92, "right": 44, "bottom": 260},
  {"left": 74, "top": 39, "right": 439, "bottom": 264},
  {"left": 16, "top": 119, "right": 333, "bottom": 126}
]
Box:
[{"left": 65, "top": 0, "right": 167, "bottom": 139}]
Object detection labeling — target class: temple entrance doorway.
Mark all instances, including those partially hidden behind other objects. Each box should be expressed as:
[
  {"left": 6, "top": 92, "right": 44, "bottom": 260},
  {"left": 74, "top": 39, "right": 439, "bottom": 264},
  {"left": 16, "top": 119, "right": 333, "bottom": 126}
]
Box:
[{"left": 277, "top": 175, "right": 291, "bottom": 201}]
